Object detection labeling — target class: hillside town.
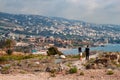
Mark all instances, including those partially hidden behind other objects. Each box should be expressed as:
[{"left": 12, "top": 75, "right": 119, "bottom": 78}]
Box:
[
  {"left": 0, "top": 31, "right": 110, "bottom": 55},
  {"left": 0, "top": 12, "right": 120, "bottom": 45}
]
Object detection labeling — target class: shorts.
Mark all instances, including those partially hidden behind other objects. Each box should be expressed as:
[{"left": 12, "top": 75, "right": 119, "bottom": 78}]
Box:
[{"left": 79, "top": 52, "right": 82, "bottom": 56}]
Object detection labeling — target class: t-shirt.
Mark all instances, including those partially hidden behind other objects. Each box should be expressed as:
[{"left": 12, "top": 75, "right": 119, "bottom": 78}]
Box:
[{"left": 85, "top": 47, "right": 90, "bottom": 54}]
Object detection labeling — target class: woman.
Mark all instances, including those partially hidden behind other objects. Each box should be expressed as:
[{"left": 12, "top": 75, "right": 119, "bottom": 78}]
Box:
[{"left": 78, "top": 47, "right": 82, "bottom": 61}]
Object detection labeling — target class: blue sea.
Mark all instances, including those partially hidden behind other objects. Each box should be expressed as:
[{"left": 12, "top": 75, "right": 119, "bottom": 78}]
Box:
[{"left": 61, "top": 44, "right": 120, "bottom": 55}]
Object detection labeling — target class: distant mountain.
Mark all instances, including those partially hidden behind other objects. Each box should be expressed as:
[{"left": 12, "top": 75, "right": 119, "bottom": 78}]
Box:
[
  {"left": 0, "top": 12, "right": 86, "bottom": 27},
  {"left": 0, "top": 12, "right": 120, "bottom": 43}
]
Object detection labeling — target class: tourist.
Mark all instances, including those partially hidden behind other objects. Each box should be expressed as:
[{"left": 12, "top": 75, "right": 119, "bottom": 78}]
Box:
[
  {"left": 85, "top": 45, "right": 90, "bottom": 60},
  {"left": 78, "top": 47, "right": 82, "bottom": 61}
]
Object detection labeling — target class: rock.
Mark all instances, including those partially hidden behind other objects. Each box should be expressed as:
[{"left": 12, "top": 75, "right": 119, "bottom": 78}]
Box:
[
  {"left": 46, "top": 67, "right": 51, "bottom": 72},
  {"left": 92, "top": 63, "right": 98, "bottom": 69},
  {"left": 116, "top": 54, "right": 120, "bottom": 64},
  {"left": 107, "top": 68, "right": 112, "bottom": 71},
  {"left": 0, "top": 65, "right": 3, "bottom": 68},
  {"left": 60, "top": 55, "right": 66, "bottom": 59},
  {"left": 54, "top": 54, "right": 59, "bottom": 59},
  {"left": 118, "top": 58, "right": 120, "bottom": 63},
  {"left": 95, "top": 58, "right": 108, "bottom": 64},
  {"left": 110, "top": 54, "right": 118, "bottom": 60},
  {"left": 35, "top": 62, "right": 40, "bottom": 65},
  {"left": 104, "top": 53, "right": 119, "bottom": 61},
  {"left": 34, "top": 69, "right": 42, "bottom": 72},
  {"left": 86, "top": 64, "right": 91, "bottom": 69},
  {"left": 0, "top": 66, "right": 2, "bottom": 70},
  {"left": 98, "top": 63, "right": 104, "bottom": 69},
  {"left": 106, "top": 63, "right": 116, "bottom": 69}
]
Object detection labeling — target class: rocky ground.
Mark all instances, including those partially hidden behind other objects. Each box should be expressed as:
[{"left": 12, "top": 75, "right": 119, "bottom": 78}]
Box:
[
  {"left": 0, "top": 69, "right": 120, "bottom": 80},
  {"left": 0, "top": 52, "right": 120, "bottom": 80}
]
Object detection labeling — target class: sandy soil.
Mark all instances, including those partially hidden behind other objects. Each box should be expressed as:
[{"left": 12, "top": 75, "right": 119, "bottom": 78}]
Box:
[
  {"left": 0, "top": 69, "right": 120, "bottom": 80},
  {"left": 0, "top": 51, "right": 120, "bottom": 80}
]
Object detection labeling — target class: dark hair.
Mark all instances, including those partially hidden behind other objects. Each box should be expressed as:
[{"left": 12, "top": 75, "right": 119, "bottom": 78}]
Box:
[
  {"left": 78, "top": 47, "right": 82, "bottom": 52},
  {"left": 87, "top": 45, "right": 89, "bottom": 47}
]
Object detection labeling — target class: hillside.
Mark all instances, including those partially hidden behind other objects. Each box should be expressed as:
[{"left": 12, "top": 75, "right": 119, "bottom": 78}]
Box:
[{"left": 0, "top": 12, "right": 120, "bottom": 43}]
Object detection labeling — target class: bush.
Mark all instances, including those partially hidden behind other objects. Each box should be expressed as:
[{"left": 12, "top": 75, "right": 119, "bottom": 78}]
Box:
[
  {"left": 0, "top": 54, "right": 45, "bottom": 61},
  {"left": 19, "top": 70, "right": 27, "bottom": 74},
  {"left": 80, "top": 71, "right": 84, "bottom": 76},
  {"left": 66, "top": 62, "right": 72, "bottom": 67},
  {"left": 1, "top": 64, "right": 11, "bottom": 74},
  {"left": 116, "top": 64, "right": 120, "bottom": 67},
  {"left": 50, "top": 69, "right": 56, "bottom": 77},
  {"left": 47, "top": 46, "right": 63, "bottom": 56},
  {"left": 50, "top": 69, "right": 56, "bottom": 74},
  {"left": 6, "top": 49, "right": 13, "bottom": 55},
  {"left": 69, "top": 67, "right": 77, "bottom": 74},
  {"left": 50, "top": 73, "right": 56, "bottom": 77},
  {"left": 0, "top": 56, "right": 7, "bottom": 61},
  {"left": 107, "top": 70, "right": 114, "bottom": 75}
]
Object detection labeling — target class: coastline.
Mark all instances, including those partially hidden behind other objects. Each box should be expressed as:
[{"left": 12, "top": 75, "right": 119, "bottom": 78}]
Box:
[
  {"left": 60, "top": 44, "right": 120, "bottom": 55},
  {"left": 58, "top": 48, "right": 71, "bottom": 51}
]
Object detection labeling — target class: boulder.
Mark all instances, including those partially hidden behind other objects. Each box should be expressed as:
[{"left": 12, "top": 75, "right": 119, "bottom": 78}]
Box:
[
  {"left": 46, "top": 67, "right": 51, "bottom": 72},
  {"left": 35, "top": 62, "right": 40, "bottom": 65},
  {"left": 60, "top": 55, "right": 66, "bottom": 59},
  {"left": 92, "top": 63, "right": 98, "bottom": 69},
  {"left": 95, "top": 58, "right": 108, "bottom": 65},
  {"left": 110, "top": 54, "right": 118, "bottom": 60},
  {"left": 86, "top": 63, "right": 92, "bottom": 69},
  {"left": 98, "top": 63, "right": 104, "bottom": 69}
]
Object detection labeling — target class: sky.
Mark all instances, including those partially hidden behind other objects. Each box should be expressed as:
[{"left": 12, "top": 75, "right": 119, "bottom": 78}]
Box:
[{"left": 0, "top": 0, "right": 120, "bottom": 24}]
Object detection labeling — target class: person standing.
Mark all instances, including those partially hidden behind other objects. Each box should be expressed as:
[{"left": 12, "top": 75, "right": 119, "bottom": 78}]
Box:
[
  {"left": 85, "top": 45, "right": 90, "bottom": 60},
  {"left": 78, "top": 47, "right": 82, "bottom": 60}
]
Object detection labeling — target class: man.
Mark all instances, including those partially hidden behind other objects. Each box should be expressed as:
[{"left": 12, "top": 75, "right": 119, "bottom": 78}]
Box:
[{"left": 85, "top": 45, "right": 90, "bottom": 60}]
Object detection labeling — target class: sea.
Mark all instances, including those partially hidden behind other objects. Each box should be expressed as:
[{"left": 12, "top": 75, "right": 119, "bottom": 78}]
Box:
[{"left": 61, "top": 44, "right": 120, "bottom": 55}]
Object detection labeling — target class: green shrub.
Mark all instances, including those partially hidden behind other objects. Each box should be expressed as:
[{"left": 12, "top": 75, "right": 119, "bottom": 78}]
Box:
[
  {"left": 6, "top": 49, "right": 13, "bottom": 55},
  {"left": 1, "top": 64, "right": 11, "bottom": 74},
  {"left": 50, "top": 69, "right": 56, "bottom": 74},
  {"left": 80, "top": 71, "right": 84, "bottom": 76},
  {"left": 0, "top": 54, "right": 45, "bottom": 61},
  {"left": 50, "top": 73, "right": 56, "bottom": 77},
  {"left": 50, "top": 69, "right": 56, "bottom": 77},
  {"left": 107, "top": 70, "right": 114, "bottom": 75},
  {"left": 69, "top": 67, "right": 77, "bottom": 74},
  {"left": 66, "top": 62, "right": 72, "bottom": 67},
  {"left": 19, "top": 70, "right": 26, "bottom": 74},
  {"left": 116, "top": 64, "right": 120, "bottom": 67},
  {"left": 0, "top": 56, "right": 7, "bottom": 61}
]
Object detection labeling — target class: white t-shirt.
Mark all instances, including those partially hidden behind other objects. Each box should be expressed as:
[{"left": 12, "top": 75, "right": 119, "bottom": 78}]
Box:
[{"left": 79, "top": 52, "right": 82, "bottom": 56}]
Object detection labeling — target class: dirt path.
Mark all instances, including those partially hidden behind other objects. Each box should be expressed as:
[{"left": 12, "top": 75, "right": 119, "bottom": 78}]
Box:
[{"left": 72, "top": 53, "right": 98, "bottom": 69}]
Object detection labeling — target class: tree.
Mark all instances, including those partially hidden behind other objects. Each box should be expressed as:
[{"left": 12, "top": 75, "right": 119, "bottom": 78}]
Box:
[
  {"left": 6, "top": 49, "right": 13, "bottom": 55},
  {"left": 47, "top": 46, "right": 63, "bottom": 56},
  {"left": 5, "top": 39, "right": 16, "bottom": 55},
  {"left": 5, "top": 39, "right": 15, "bottom": 49}
]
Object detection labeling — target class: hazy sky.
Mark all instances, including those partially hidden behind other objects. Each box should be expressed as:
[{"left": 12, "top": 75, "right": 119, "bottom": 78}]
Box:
[{"left": 0, "top": 0, "right": 120, "bottom": 24}]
